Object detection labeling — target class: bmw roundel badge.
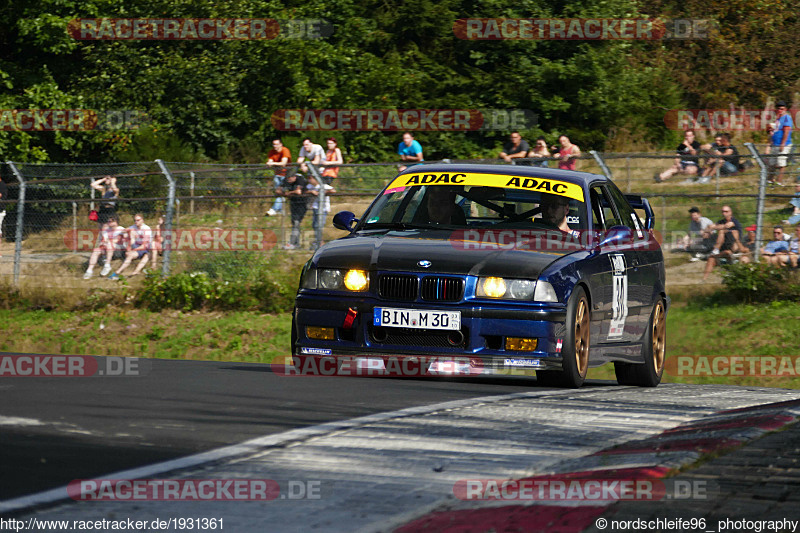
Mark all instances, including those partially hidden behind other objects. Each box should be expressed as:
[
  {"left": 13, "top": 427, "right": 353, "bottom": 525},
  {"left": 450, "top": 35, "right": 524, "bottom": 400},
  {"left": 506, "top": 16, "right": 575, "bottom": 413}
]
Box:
[{"left": 418, "top": 260, "right": 432, "bottom": 268}]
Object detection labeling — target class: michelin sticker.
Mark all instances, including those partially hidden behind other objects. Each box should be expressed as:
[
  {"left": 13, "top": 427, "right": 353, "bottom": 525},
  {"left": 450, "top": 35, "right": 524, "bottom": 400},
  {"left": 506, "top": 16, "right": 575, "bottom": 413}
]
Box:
[{"left": 608, "top": 253, "right": 628, "bottom": 339}]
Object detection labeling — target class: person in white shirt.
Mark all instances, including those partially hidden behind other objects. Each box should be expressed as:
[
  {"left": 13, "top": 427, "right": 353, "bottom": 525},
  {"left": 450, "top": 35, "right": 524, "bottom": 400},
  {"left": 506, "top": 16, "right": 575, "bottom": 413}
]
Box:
[
  {"left": 110, "top": 214, "right": 151, "bottom": 279},
  {"left": 297, "top": 138, "right": 326, "bottom": 167}
]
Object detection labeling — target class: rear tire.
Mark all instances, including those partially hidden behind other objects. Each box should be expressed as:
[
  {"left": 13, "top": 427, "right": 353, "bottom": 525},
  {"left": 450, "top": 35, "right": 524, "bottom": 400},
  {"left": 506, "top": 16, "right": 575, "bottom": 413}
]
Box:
[
  {"left": 537, "top": 285, "right": 590, "bottom": 388},
  {"left": 615, "top": 299, "right": 666, "bottom": 387}
]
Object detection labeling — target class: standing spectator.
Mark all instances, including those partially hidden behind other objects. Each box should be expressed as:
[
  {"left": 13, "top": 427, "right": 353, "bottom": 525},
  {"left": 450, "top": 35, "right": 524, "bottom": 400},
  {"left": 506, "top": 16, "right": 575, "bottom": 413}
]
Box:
[
  {"left": 527, "top": 136, "right": 551, "bottom": 168},
  {"left": 90, "top": 175, "right": 119, "bottom": 227},
  {"left": 499, "top": 132, "right": 530, "bottom": 164},
  {"left": 297, "top": 137, "right": 326, "bottom": 166},
  {"left": 266, "top": 139, "right": 291, "bottom": 217},
  {"left": 552, "top": 135, "right": 581, "bottom": 170},
  {"left": 682, "top": 206, "right": 714, "bottom": 260},
  {"left": 766, "top": 101, "right": 793, "bottom": 185},
  {"left": 655, "top": 130, "right": 701, "bottom": 182},
  {"left": 397, "top": 132, "right": 423, "bottom": 171},
  {"left": 306, "top": 173, "right": 335, "bottom": 250},
  {"left": 321, "top": 137, "right": 343, "bottom": 183},
  {"left": 277, "top": 165, "right": 308, "bottom": 250},
  {"left": 109, "top": 214, "right": 151, "bottom": 279},
  {"left": 761, "top": 226, "right": 791, "bottom": 266},
  {"left": 698, "top": 133, "right": 739, "bottom": 182},
  {"left": 83, "top": 215, "right": 126, "bottom": 279},
  {"left": 703, "top": 205, "right": 745, "bottom": 280}
]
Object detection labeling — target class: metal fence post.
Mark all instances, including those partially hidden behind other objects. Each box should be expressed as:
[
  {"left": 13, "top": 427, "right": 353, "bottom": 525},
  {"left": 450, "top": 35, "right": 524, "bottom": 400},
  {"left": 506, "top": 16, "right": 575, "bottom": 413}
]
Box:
[
  {"left": 307, "top": 163, "right": 325, "bottom": 250},
  {"left": 661, "top": 196, "right": 667, "bottom": 247},
  {"left": 189, "top": 171, "right": 195, "bottom": 214},
  {"left": 6, "top": 161, "right": 25, "bottom": 287},
  {"left": 156, "top": 159, "right": 176, "bottom": 276},
  {"left": 72, "top": 202, "right": 77, "bottom": 254},
  {"left": 589, "top": 151, "right": 612, "bottom": 179},
  {"left": 744, "top": 143, "right": 767, "bottom": 263}
]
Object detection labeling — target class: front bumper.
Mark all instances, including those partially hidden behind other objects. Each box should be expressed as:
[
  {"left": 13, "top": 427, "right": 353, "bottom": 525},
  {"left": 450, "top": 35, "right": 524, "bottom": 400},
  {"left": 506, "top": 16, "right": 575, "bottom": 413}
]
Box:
[{"left": 293, "top": 292, "right": 568, "bottom": 371}]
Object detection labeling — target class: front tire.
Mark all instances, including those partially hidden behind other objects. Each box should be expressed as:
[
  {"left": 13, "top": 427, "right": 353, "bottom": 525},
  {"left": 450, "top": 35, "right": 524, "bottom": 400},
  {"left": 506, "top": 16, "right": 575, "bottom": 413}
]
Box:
[
  {"left": 615, "top": 298, "right": 666, "bottom": 387},
  {"left": 537, "top": 285, "right": 590, "bottom": 388}
]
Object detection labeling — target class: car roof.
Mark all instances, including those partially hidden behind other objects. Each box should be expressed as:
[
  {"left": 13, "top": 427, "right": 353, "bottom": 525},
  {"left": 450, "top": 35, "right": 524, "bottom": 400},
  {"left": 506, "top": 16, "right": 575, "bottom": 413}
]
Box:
[{"left": 397, "top": 163, "right": 606, "bottom": 187}]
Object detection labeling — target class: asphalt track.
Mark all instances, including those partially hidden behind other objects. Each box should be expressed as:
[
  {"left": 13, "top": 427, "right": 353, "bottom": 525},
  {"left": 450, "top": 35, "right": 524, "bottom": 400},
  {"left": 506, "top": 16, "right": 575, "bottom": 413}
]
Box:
[{"left": 0, "top": 356, "right": 542, "bottom": 500}]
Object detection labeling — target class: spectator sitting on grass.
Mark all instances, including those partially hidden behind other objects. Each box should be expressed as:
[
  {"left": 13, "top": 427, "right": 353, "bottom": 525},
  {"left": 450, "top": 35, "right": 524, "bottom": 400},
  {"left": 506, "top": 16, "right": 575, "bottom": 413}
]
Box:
[
  {"left": 83, "top": 215, "right": 126, "bottom": 279},
  {"left": 761, "top": 226, "right": 791, "bottom": 267},
  {"left": 703, "top": 205, "right": 745, "bottom": 280},
  {"left": 655, "top": 129, "right": 701, "bottom": 183},
  {"left": 682, "top": 206, "right": 714, "bottom": 260},
  {"left": 109, "top": 214, "right": 151, "bottom": 280},
  {"left": 738, "top": 225, "right": 758, "bottom": 264},
  {"left": 698, "top": 133, "right": 739, "bottom": 181},
  {"left": 779, "top": 225, "right": 800, "bottom": 268}
]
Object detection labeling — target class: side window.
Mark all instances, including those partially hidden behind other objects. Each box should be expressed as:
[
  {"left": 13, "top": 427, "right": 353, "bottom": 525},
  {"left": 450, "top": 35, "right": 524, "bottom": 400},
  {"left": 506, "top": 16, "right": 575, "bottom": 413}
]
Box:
[
  {"left": 590, "top": 186, "right": 622, "bottom": 230},
  {"left": 605, "top": 181, "right": 643, "bottom": 236}
]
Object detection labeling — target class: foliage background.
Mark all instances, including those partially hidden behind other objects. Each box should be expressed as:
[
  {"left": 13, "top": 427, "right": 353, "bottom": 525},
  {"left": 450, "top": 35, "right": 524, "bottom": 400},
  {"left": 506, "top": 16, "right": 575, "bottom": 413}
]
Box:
[{"left": 2, "top": 0, "right": 798, "bottom": 165}]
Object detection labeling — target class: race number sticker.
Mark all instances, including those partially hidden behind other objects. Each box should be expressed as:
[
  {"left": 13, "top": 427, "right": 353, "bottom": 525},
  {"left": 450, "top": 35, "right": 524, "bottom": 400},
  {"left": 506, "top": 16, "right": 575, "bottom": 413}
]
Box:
[{"left": 608, "top": 254, "right": 628, "bottom": 339}]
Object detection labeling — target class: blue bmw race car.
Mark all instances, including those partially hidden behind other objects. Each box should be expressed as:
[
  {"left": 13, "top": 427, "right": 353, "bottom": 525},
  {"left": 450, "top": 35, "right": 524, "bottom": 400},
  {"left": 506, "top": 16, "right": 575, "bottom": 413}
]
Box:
[{"left": 291, "top": 164, "right": 667, "bottom": 388}]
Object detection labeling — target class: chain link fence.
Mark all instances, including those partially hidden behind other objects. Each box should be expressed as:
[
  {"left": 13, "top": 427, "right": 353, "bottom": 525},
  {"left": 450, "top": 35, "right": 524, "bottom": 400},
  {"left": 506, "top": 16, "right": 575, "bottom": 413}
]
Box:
[{"left": 1, "top": 145, "right": 797, "bottom": 290}]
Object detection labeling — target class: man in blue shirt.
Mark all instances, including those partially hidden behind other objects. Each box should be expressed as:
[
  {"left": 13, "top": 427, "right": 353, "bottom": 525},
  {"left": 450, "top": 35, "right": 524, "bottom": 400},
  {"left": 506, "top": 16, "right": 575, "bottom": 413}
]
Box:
[
  {"left": 762, "top": 226, "right": 790, "bottom": 266},
  {"left": 767, "top": 101, "right": 793, "bottom": 185},
  {"left": 397, "top": 132, "right": 423, "bottom": 171}
]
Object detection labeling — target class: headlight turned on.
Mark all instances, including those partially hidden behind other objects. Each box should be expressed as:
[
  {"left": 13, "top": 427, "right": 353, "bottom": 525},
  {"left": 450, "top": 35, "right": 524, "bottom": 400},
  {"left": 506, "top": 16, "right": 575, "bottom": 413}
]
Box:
[
  {"left": 302, "top": 268, "right": 368, "bottom": 292},
  {"left": 477, "top": 277, "right": 536, "bottom": 300}
]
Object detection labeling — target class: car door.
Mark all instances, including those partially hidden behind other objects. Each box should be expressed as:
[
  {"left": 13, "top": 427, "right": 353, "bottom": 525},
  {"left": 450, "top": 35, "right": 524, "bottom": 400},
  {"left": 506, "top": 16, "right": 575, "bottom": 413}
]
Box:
[
  {"left": 604, "top": 181, "right": 650, "bottom": 342},
  {"left": 587, "top": 184, "right": 641, "bottom": 343}
]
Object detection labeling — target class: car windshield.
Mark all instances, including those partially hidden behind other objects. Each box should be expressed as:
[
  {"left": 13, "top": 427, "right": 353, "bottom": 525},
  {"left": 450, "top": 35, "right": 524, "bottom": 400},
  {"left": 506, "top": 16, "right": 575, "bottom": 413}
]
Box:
[{"left": 360, "top": 173, "right": 588, "bottom": 231}]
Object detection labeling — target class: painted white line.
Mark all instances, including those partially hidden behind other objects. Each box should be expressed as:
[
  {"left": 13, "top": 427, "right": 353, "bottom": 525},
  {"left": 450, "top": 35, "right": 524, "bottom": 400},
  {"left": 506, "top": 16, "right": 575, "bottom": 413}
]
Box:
[
  {"left": 0, "top": 388, "right": 587, "bottom": 515},
  {"left": 0, "top": 416, "right": 44, "bottom": 427}
]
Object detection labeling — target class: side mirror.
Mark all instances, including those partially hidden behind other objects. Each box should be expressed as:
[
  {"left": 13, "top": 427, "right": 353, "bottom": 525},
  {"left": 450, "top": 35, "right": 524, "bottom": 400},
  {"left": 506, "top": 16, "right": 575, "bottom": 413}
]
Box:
[
  {"left": 598, "top": 225, "right": 634, "bottom": 249},
  {"left": 332, "top": 211, "right": 359, "bottom": 233}
]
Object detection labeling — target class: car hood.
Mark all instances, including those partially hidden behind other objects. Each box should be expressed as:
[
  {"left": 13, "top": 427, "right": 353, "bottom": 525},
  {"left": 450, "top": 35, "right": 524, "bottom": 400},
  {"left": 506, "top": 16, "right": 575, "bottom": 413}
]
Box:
[{"left": 312, "top": 230, "right": 578, "bottom": 278}]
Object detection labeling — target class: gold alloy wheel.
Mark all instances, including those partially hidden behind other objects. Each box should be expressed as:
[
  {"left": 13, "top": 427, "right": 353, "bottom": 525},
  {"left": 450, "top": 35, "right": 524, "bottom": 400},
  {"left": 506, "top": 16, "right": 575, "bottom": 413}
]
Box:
[
  {"left": 652, "top": 301, "right": 666, "bottom": 373},
  {"left": 574, "top": 297, "right": 590, "bottom": 376}
]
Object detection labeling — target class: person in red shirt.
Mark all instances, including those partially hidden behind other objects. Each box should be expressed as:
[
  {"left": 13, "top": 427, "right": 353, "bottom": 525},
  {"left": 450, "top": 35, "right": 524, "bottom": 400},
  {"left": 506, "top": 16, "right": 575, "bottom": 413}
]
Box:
[
  {"left": 267, "top": 139, "right": 291, "bottom": 216},
  {"left": 552, "top": 135, "right": 581, "bottom": 170}
]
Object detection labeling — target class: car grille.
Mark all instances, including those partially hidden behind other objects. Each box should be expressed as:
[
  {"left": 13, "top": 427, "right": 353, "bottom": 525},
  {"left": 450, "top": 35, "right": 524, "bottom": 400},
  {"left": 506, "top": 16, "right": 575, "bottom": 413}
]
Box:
[
  {"left": 378, "top": 274, "right": 417, "bottom": 300},
  {"left": 421, "top": 277, "right": 464, "bottom": 302},
  {"left": 371, "top": 327, "right": 468, "bottom": 348},
  {"left": 378, "top": 274, "right": 465, "bottom": 302}
]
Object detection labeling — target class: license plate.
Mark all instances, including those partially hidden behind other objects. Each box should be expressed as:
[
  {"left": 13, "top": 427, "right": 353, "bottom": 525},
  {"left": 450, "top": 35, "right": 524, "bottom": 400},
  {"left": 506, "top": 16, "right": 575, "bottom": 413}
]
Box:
[{"left": 373, "top": 307, "right": 461, "bottom": 330}]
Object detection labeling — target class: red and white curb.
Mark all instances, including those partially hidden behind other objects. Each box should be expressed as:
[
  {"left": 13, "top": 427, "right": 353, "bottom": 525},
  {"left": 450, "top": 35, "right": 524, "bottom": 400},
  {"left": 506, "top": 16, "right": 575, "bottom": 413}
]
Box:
[{"left": 394, "top": 398, "right": 800, "bottom": 533}]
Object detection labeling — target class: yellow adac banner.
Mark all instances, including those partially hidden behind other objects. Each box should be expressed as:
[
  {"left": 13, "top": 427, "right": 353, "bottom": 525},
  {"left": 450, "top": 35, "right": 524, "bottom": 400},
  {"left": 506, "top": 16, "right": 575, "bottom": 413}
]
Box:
[{"left": 386, "top": 172, "right": 584, "bottom": 202}]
